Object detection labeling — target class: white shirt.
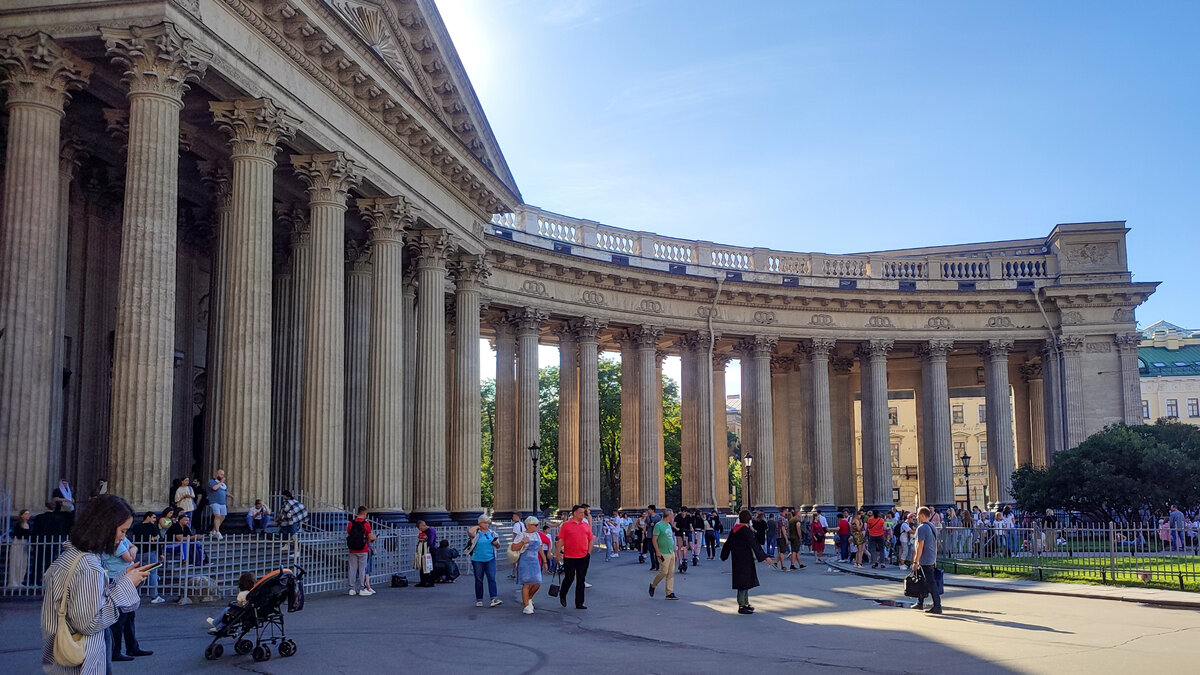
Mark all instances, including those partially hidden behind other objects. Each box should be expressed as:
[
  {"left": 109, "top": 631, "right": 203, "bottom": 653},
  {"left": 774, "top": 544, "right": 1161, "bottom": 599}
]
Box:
[
  {"left": 512, "top": 521, "right": 525, "bottom": 538},
  {"left": 817, "top": 514, "right": 829, "bottom": 529}
]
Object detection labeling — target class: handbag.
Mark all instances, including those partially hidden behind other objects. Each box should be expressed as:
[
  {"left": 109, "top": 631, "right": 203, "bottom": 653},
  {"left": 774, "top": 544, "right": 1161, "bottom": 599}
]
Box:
[
  {"left": 547, "top": 570, "right": 561, "bottom": 597},
  {"left": 423, "top": 552, "right": 433, "bottom": 574},
  {"left": 464, "top": 533, "right": 479, "bottom": 557},
  {"left": 506, "top": 537, "right": 528, "bottom": 566},
  {"left": 903, "top": 568, "right": 928, "bottom": 598},
  {"left": 53, "top": 554, "right": 88, "bottom": 667}
]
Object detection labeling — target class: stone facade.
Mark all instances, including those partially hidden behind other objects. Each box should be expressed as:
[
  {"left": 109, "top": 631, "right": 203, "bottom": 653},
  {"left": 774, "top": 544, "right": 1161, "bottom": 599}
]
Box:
[{"left": 0, "top": 1, "right": 1156, "bottom": 520}]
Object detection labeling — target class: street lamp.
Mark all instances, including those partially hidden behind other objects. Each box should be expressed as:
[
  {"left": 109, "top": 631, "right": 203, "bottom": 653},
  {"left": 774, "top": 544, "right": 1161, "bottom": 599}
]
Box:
[
  {"left": 742, "top": 453, "right": 754, "bottom": 511},
  {"left": 960, "top": 450, "right": 972, "bottom": 514},
  {"left": 529, "top": 442, "right": 541, "bottom": 517}
]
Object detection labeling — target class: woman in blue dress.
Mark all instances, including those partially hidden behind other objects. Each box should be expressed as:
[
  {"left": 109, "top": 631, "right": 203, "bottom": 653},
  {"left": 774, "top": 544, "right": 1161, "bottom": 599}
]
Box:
[{"left": 511, "top": 515, "right": 544, "bottom": 615}]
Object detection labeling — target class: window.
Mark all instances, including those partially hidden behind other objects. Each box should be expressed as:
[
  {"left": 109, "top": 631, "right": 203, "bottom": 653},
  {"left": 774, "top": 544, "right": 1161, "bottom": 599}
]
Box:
[
  {"left": 888, "top": 407, "right": 899, "bottom": 426},
  {"left": 1189, "top": 398, "right": 1199, "bottom": 418},
  {"left": 890, "top": 442, "right": 901, "bottom": 467},
  {"left": 1142, "top": 400, "right": 1150, "bottom": 419},
  {"left": 1166, "top": 399, "right": 1179, "bottom": 418},
  {"left": 952, "top": 404, "right": 964, "bottom": 425},
  {"left": 977, "top": 404, "right": 987, "bottom": 424},
  {"left": 979, "top": 440, "right": 988, "bottom": 466},
  {"left": 954, "top": 441, "right": 967, "bottom": 456}
]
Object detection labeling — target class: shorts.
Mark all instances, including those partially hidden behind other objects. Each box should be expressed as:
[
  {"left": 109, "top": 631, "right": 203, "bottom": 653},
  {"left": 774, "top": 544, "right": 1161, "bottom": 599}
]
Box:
[
  {"left": 788, "top": 538, "right": 801, "bottom": 552},
  {"left": 777, "top": 537, "right": 791, "bottom": 554},
  {"left": 210, "top": 504, "right": 228, "bottom": 516}
]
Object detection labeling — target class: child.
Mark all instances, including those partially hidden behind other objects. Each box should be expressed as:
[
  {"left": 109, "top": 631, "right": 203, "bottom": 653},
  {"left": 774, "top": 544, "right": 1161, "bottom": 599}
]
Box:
[{"left": 207, "top": 572, "right": 257, "bottom": 633}]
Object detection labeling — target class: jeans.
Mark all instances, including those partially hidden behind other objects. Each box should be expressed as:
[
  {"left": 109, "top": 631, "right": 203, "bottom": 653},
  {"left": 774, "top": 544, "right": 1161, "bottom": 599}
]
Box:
[
  {"left": 560, "top": 555, "right": 590, "bottom": 607},
  {"left": 141, "top": 551, "right": 159, "bottom": 597},
  {"left": 348, "top": 552, "right": 368, "bottom": 591},
  {"left": 737, "top": 588, "right": 750, "bottom": 608},
  {"left": 704, "top": 531, "right": 717, "bottom": 558},
  {"left": 765, "top": 538, "right": 777, "bottom": 557},
  {"left": 472, "top": 558, "right": 498, "bottom": 600},
  {"left": 838, "top": 536, "right": 850, "bottom": 561},
  {"left": 651, "top": 552, "right": 675, "bottom": 595},
  {"left": 110, "top": 609, "right": 142, "bottom": 656},
  {"left": 869, "top": 535, "right": 885, "bottom": 565},
  {"left": 605, "top": 534, "right": 617, "bottom": 560},
  {"left": 1171, "top": 529, "right": 1185, "bottom": 551},
  {"left": 916, "top": 563, "right": 942, "bottom": 609}
]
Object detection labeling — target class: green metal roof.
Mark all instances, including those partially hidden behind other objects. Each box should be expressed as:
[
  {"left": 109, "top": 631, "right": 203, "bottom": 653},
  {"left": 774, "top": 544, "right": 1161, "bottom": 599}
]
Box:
[{"left": 1138, "top": 344, "right": 1200, "bottom": 377}]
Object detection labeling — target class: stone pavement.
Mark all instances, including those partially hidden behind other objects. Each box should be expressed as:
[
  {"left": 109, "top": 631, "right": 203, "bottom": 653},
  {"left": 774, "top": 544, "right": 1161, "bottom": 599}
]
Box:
[{"left": 4, "top": 551, "right": 1200, "bottom": 674}]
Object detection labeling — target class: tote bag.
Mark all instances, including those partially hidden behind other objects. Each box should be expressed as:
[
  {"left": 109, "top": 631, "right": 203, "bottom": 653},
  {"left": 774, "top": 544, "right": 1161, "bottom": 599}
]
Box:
[{"left": 53, "top": 554, "right": 88, "bottom": 667}]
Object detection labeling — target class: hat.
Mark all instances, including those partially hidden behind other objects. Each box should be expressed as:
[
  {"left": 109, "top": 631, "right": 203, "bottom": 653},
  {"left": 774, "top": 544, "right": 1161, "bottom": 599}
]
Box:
[{"left": 524, "top": 515, "right": 540, "bottom": 527}]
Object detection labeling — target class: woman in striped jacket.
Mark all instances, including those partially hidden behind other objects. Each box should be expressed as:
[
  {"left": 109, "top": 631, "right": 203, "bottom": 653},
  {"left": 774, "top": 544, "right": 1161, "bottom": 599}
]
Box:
[{"left": 40, "top": 494, "right": 153, "bottom": 674}]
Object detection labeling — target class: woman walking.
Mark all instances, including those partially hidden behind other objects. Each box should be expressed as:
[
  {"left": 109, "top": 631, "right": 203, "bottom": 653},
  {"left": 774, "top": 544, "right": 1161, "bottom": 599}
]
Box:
[
  {"left": 851, "top": 512, "right": 867, "bottom": 568},
  {"left": 7, "top": 509, "right": 32, "bottom": 587},
  {"left": 40, "top": 494, "right": 153, "bottom": 674},
  {"left": 810, "top": 511, "right": 827, "bottom": 564},
  {"left": 720, "top": 510, "right": 768, "bottom": 615},
  {"left": 773, "top": 510, "right": 791, "bottom": 570},
  {"left": 512, "top": 516, "right": 544, "bottom": 614},
  {"left": 467, "top": 515, "right": 502, "bottom": 607}
]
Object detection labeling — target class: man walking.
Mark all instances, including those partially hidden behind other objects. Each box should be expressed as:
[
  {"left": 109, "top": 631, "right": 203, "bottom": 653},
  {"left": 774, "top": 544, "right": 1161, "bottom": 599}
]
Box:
[
  {"left": 910, "top": 506, "right": 943, "bottom": 614},
  {"left": 642, "top": 505, "right": 659, "bottom": 569},
  {"left": 1169, "top": 505, "right": 1186, "bottom": 552},
  {"left": 278, "top": 490, "right": 308, "bottom": 557},
  {"left": 837, "top": 511, "right": 851, "bottom": 562},
  {"left": 649, "top": 509, "right": 679, "bottom": 600},
  {"left": 347, "top": 506, "right": 376, "bottom": 596},
  {"left": 554, "top": 504, "right": 595, "bottom": 610},
  {"left": 208, "top": 469, "right": 229, "bottom": 539}
]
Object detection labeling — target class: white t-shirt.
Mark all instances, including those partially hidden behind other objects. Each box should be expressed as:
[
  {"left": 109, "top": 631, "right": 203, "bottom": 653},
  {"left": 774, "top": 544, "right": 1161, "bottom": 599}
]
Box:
[
  {"left": 900, "top": 521, "right": 912, "bottom": 543},
  {"left": 512, "top": 521, "right": 525, "bottom": 538},
  {"left": 817, "top": 514, "right": 829, "bottom": 529}
]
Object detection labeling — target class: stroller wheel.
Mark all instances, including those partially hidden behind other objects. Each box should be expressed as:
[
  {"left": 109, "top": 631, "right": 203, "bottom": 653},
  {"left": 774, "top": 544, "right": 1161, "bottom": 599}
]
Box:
[
  {"left": 235, "top": 639, "right": 254, "bottom": 655},
  {"left": 279, "top": 639, "right": 297, "bottom": 657},
  {"left": 252, "top": 644, "right": 272, "bottom": 662},
  {"left": 204, "top": 643, "right": 223, "bottom": 661}
]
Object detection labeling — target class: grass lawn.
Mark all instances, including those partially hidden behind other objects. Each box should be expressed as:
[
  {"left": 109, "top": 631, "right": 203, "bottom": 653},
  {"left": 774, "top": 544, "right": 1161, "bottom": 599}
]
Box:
[{"left": 940, "top": 555, "right": 1200, "bottom": 592}]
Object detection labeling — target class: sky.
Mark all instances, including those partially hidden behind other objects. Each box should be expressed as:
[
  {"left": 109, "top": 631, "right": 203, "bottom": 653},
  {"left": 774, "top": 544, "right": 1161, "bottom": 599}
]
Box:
[{"left": 441, "top": 1, "right": 1200, "bottom": 388}]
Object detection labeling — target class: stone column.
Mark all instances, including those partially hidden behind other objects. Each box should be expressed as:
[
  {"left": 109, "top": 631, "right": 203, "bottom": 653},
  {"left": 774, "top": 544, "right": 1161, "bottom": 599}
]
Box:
[
  {"left": 511, "top": 307, "right": 547, "bottom": 515},
  {"left": 278, "top": 207, "right": 310, "bottom": 493},
  {"left": 737, "top": 336, "right": 778, "bottom": 511},
  {"left": 1115, "top": 333, "right": 1143, "bottom": 426},
  {"left": 1060, "top": 335, "right": 1086, "bottom": 450},
  {"left": 618, "top": 331, "right": 641, "bottom": 511},
  {"left": 292, "top": 152, "right": 361, "bottom": 510},
  {"left": 789, "top": 352, "right": 813, "bottom": 508},
  {"left": 679, "top": 341, "right": 700, "bottom": 508},
  {"left": 448, "top": 255, "right": 488, "bottom": 523},
  {"left": 0, "top": 33, "right": 90, "bottom": 510},
  {"left": 805, "top": 339, "right": 836, "bottom": 513},
  {"left": 981, "top": 339, "right": 1016, "bottom": 506},
  {"left": 830, "top": 356, "right": 856, "bottom": 510},
  {"left": 1041, "top": 339, "right": 1064, "bottom": 462},
  {"left": 198, "top": 162, "right": 231, "bottom": 482},
  {"left": 917, "top": 339, "right": 955, "bottom": 510},
  {"left": 634, "top": 326, "right": 663, "bottom": 509},
  {"left": 492, "top": 318, "right": 517, "bottom": 516},
  {"left": 269, "top": 227, "right": 291, "bottom": 495},
  {"left": 555, "top": 324, "right": 580, "bottom": 511},
  {"left": 692, "top": 332, "right": 718, "bottom": 511},
  {"left": 1022, "top": 361, "right": 1047, "bottom": 468},
  {"left": 769, "top": 356, "right": 791, "bottom": 508},
  {"left": 574, "top": 318, "right": 606, "bottom": 511},
  {"left": 408, "top": 229, "right": 454, "bottom": 523},
  {"left": 343, "top": 242, "right": 371, "bottom": 510},
  {"left": 713, "top": 355, "right": 732, "bottom": 511},
  {"left": 856, "top": 340, "right": 893, "bottom": 512},
  {"left": 401, "top": 270, "right": 417, "bottom": 510},
  {"left": 209, "top": 99, "right": 297, "bottom": 510},
  {"left": 101, "top": 24, "right": 209, "bottom": 510}
]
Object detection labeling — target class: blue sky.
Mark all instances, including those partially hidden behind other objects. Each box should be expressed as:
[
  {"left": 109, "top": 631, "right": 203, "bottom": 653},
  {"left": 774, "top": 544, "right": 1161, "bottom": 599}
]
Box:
[{"left": 441, "top": 0, "right": 1198, "bottom": 332}]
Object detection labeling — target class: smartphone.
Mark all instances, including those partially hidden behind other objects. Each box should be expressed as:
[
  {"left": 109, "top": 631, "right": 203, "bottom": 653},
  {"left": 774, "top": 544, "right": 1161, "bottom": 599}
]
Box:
[{"left": 140, "top": 562, "right": 163, "bottom": 572}]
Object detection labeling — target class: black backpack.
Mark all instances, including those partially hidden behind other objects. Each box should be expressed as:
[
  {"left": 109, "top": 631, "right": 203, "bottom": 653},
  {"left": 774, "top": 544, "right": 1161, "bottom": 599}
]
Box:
[{"left": 347, "top": 519, "right": 368, "bottom": 550}]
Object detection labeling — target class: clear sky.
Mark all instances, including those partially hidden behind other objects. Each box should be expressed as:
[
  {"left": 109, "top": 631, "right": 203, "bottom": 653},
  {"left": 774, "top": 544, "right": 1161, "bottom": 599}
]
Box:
[{"left": 443, "top": 1, "right": 1200, "bottom": 385}]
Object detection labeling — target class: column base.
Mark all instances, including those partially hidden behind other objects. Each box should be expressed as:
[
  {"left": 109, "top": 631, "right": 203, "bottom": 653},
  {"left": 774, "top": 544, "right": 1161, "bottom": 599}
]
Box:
[
  {"left": 370, "top": 510, "right": 410, "bottom": 526},
  {"left": 449, "top": 509, "right": 484, "bottom": 525},
  {"left": 408, "top": 510, "right": 452, "bottom": 526}
]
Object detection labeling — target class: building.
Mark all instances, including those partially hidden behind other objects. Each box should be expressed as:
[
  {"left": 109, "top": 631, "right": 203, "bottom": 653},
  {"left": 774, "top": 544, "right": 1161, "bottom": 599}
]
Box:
[
  {"left": 0, "top": 1, "right": 1157, "bottom": 522},
  {"left": 1139, "top": 321, "right": 1200, "bottom": 425}
]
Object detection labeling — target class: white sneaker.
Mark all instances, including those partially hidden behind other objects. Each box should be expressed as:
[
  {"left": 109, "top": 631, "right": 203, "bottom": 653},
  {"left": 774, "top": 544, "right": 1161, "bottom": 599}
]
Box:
[
  {"left": 362, "top": 589, "right": 375, "bottom": 596},
  {"left": 475, "top": 600, "right": 483, "bottom": 607},
  {"left": 348, "top": 589, "right": 358, "bottom": 596},
  {"left": 151, "top": 596, "right": 165, "bottom": 604},
  {"left": 489, "top": 598, "right": 502, "bottom": 607},
  {"left": 523, "top": 603, "right": 534, "bottom": 615},
  {"left": 206, "top": 617, "right": 215, "bottom": 626},
  {"left": 584, "top": 582, "right": 593, "bottom": 588}
]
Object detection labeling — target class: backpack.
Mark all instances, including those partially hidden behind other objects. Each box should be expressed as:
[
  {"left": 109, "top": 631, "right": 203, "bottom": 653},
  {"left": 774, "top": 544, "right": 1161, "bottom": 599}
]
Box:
[
  {"left": 893, "top": 521, "right": 902, "bottom": 538},
  {"left": 347, "top": 519, "right": 368, "bottom": 550}
]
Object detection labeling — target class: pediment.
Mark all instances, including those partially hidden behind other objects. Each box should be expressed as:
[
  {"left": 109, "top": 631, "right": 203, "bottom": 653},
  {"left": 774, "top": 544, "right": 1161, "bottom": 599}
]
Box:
[{"left": 322, "top": 0, "right": 519, "bottom": 199}]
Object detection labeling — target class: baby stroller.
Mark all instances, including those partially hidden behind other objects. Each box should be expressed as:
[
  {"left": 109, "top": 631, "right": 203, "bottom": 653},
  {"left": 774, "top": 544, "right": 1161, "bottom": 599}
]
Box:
[{"left": 204, "top": 566, "right": 305, "bottom": 663}]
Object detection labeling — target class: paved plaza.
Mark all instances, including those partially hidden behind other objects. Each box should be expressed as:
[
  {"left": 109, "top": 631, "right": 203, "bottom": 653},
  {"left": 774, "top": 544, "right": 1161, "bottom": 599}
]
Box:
[{"left": 4, "top": 556, "right": 1199, "bottom": 674}]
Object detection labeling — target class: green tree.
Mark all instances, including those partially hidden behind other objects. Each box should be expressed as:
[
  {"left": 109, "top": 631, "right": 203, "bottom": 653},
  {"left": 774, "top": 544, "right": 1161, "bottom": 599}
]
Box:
[
  {"left": 663, "top": 376, "right": 682, "bottom": 509},
  {"left": 480, "top": 378, "right": 495, "bottom": 508},
  {"left": 538, "top": 366, "right": 560, "bottom": 513}
]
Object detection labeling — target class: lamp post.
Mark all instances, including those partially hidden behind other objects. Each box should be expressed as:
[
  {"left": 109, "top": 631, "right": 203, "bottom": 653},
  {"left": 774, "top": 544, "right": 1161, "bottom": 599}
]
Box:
[
  {"left": 742, "top": 452, "right": 754, "bottom": 511},
  {"left": 960, "top": 450, "right": 972, "bottom": 514},
  {"left": 529, "top": 442, "right": 541, "bottom": 517}
]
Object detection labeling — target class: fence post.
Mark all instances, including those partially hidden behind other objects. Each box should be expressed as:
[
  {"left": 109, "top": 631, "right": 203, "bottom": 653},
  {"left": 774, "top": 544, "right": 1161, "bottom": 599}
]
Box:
[{"left": 1109, "top": 521, "right": 1117, "bottom": 582}]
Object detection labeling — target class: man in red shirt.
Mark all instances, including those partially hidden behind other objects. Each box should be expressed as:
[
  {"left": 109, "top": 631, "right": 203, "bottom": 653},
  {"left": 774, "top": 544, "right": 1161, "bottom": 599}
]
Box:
[
  {"left": 837, "top": 511, "right": 852, "bottom": 562},
  {"left": 866, "top": 510, "right": 887, "bottom": 569},
  {"left": 346, "top": 506, "right": 376, "bottom": 595},
  {"left": 554, "top": 504, "right": 595, "bottom": 609}
]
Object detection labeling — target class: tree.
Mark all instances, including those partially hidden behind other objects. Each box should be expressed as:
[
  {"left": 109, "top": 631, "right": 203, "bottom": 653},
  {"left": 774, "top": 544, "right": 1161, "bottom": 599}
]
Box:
[{"left": 480, "top": 378, "right": 495, "bottom": 508}]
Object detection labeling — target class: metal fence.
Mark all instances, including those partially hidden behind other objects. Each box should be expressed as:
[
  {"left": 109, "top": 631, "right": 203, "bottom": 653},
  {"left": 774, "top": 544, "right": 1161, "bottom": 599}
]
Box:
[{"left": 935, "top": 523, "right": 1200, "bottom": 590}]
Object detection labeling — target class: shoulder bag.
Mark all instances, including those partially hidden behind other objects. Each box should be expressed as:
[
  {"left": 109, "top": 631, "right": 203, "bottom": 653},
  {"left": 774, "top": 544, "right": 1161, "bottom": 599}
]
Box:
[
  {"left": 547, "top": 570, "right": 562, "bottom": 597},
  {"left": 53, "top": 553, "right": 88, "bottom": 667},
  {"left": 506, "top": 534, "right": 528, "bottom": 566}
]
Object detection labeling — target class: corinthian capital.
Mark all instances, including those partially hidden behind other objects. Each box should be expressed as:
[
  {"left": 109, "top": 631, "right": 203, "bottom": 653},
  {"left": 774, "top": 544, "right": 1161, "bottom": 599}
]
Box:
[
  {"left": 450, "top": 254, "right": 491, "bottom": 287},
  {"left": 197, "top": 159, "right": 232, "bottom": 209},
  {"left": 1019, "top": 361, "right": 1043, "bottom": 382},
  {"left": 291, "top": 151, "right": 362, "bottom": 206},
  {"left": 916, "top": 339, "right": 954, "bottom": 361},
  {"left": 101, "top": 22, "right": 210, "bottom": 100},
  {"left": 211, "top": 98, "right": 299, "bottom": 159},
  {"left": 831, "top": 356, "right": 855, "bottom": 375},
  {"left": 569, "top": 317, "right": 607, "bottom": 343},
  {"left": 410, "top": 228, "right": 456, "bottom": 269},
  {"left": 0, "top": 32, "right": 91, "bottom": 111},
  {"left": 358, "top": 196, "right": 418, "bottom": 245},
  {"left": 631, "top": 325, "right": 664, "bottom": 349},
  {"left": 507, "top": 307, "right": 548, "bottom": 334},
  {"left": 734, "top": 335, "right": 777, "bottom": 358},
  {"left": 978, "top": 339, "right": 1014, "bottom": 360},
  {"left": 1058, "top": 335, "right": 1085, "bottom": 355},
  {"left": 679, "top": 330, "right": 718, "bottom": 353}
]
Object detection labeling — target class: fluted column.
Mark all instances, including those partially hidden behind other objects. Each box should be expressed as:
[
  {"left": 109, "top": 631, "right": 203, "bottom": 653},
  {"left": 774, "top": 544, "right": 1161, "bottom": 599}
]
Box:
[
  {"left": 679, "top": 341, "right": 700, "bottom": 507},
  {"left": 209, "top": 99, "right": 297, "bottom": 510},
  {"left": 981, "top": 339, "right": 1016, "bottom": 506},
  {"left": 1041, "top": 340, "right": 1064, "bottom": 463},
  {"left": 49, "top": 138, "right": 86, "bottom": 491},
  {"left": 0, "top": 33, "right": 90, "bottom": 510},
  {"left": 574, "top": 318, "right": 606, "bottom": 511},
  {"left": 618, "top": 331, "right": 640, "bottom": 510},
  {"left": 198, "top": 162, "right": 232, "bottom": 481},
  {"left": 737, "top": 336, "right": 778, "bottom": 511},
  {"left": 788, "top": 352, "right": 812, "bottom": 507},
  {"left": 806, "top": 339, "right": 836, "bottom": 513},
  {"left": 278, "top": 207, "right": 310, "bottom": 493},
  {"left": 713, "top": 355, "right": 731, "bottom": 511},
  {"left": 492, "top": 319, "right": 517, "bottom": 516},
  {"left": 401, "top": 271, "right": 417, "bottom": 510},
  {"left": 292, "top": 152, "right": 361, "bottom": 510},
  {"left": 343, "top": 242, "right": 371, "bottom": 510},
  {"left": 511, "top": 307, "right": 547, "bottom": 515},
  {"left": 101, "top": 24, "right": 209, "bottom": 510},
  {"left": 269, "top": 227, "right": 291, "bottom": 495},
  {"left": 1059, "top": 335, "right": 1086, "bottom": 450},
  {"left": 769, "top": 356, "right": 791, "bottom": 508},
  {"left": 693, "top": 332, "right": 718, "bottom": 510},
  {"left": 830, "top": 356, "right": 855, "bottom": 509},
  {"left": 918, "top": 340, "right": 955, "bottom": 510},
  {"left": 555, "top": 324, "right": 580, "bottom": 511},
  {"left": 856, "top": 340, "right": 893, "bottom": 512},
  {"left": 407, "top": 229, "right": 454, "bottom": 522},
  {"left": 634, "top": 326, "right": 663, "bottom": 509},
  {"left": 1022, "top": 361, "right": 1047, "bottom": 468},
  {"left": 448, "top": 254, "right": 488, "bottom": 522},
  {"left": 1115, "top": 333, "right": 1143, "bottom": 425}
]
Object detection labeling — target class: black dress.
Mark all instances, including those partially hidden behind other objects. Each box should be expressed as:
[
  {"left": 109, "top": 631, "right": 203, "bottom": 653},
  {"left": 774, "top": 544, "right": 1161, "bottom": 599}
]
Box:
[{"left": 720, "top": 524, "right": 767, "bottom": 591}]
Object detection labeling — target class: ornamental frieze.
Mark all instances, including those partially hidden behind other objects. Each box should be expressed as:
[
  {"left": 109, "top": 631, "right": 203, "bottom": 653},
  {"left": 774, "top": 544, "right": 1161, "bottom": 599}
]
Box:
[
  {"left": 1085, "top": 342, "right": 1112, "bottom": 353},
  {"left": 809, "top": 314, "right": 834, "bottom": 326},
  {"left": 1061, "top": 311, "right": 1084, "bottom": 325},
  {"left": 866, "top": 315, "right": 892, "bottom": 328},
  {"left": 927, "top": 316, "right": 953, "bottom": 330},
  {"left": 986, "top": 316, "right": 1013, "bottom": 328},
  {"left": 640, "top": 299, "right": 663, "bottom": 313},
  {"left": 753, "top": 311, "right": 777, "bottom": 325},
  {"left": 519, "top": 279, "right": 547, "bottom": 297},
  {"left": 580, "top": 290, "right": 605, "bottom": 306}
]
